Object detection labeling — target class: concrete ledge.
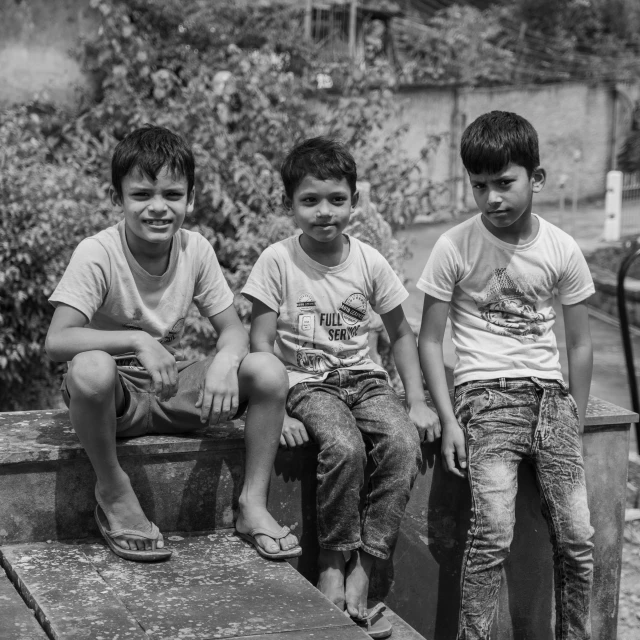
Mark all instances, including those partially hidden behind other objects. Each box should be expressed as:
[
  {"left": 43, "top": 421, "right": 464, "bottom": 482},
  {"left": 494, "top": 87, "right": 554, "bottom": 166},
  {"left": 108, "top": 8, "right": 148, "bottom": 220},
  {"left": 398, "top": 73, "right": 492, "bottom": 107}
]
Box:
[
  {"left": 1, "top": 396, "right": 634, "bottom": 466},
  {"left": 0, "top": 396, "right": 637, "bottom": 640}
]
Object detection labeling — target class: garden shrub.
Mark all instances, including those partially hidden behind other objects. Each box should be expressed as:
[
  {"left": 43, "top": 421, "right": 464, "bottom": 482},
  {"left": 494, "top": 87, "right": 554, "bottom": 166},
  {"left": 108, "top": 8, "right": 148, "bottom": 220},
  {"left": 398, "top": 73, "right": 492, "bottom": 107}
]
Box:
[{"left": 0, "top": 0, "right": 436, "bottom": 410}]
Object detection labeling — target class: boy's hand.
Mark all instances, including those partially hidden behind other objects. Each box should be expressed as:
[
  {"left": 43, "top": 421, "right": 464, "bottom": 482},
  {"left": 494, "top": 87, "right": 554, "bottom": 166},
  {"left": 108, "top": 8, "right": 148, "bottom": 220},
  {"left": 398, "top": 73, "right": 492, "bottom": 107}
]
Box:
[
  {"left": 441, "top": 421, "right": 468, "bottom": 478},
  {"left": 196, "top": 353, "right": 240, "bottom": 424},
  {"left": 408, "top": 400, "right": 441, "bottom": 443},
  {"left": 281, "top": 414, "right": 309, "bottom": 449},
  {"left": 135, "top": 333, "right": 178, "bottom": 401}
]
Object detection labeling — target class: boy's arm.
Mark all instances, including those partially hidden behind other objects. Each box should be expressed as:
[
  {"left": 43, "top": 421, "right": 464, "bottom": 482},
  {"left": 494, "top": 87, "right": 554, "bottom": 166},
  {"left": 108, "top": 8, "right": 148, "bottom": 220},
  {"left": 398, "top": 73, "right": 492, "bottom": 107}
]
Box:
[
  {"left": 562, "top": 301, "right": 593, "bottom": 432},
  {"left": 418, "top": 294, "right": 467, "bottom": 477},
  {"left": 46, "top": 304, "right": 178, "bottom": 400},
  {"left": 198, "top": 304, "right": 249, "bottom": 425},
  {"left": 249, "top": 298, "right": 308, "bottom": 448},
  {"left": 249, "top": 299, "right": 277, "bottom": 355},
  {"left": 381, "top": 305, "right": 441, "bottom": 443}
]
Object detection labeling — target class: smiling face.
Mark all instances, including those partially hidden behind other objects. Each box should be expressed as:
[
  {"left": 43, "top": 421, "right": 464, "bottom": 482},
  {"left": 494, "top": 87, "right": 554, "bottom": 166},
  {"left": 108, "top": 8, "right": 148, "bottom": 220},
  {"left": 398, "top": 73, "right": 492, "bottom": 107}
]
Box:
[
  {"left": 284, "top": 175, "right": 358, "bottom": 254},
  {"left": 468, "top": 162, "right": 545, "bottom": 241},
  {"left": 111, "top": 166, "right": 194, "bottom": 256}
]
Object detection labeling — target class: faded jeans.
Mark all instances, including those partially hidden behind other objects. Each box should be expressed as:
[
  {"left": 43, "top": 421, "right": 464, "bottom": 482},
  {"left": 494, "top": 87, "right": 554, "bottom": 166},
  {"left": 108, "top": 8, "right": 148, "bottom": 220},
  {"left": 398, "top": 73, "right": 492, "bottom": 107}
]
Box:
[
  {"left": 454, "top": 377, "right": 594, "bottom": 640},
  {"left": 286, "top": 369, "right": 422, "bottom": 560}
]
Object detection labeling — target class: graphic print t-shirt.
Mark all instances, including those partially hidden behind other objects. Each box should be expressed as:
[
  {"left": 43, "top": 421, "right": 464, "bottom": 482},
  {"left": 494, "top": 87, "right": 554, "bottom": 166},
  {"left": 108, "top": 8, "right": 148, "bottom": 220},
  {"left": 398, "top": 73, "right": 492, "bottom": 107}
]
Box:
[
  {"left": 242, "top": 234, "right": 408, "bottom": 387},
  {"left": 417, "top": 214, "right": 595, "bottom": 386},
  {"left": 49, "top": 220, "right": 234, "bottom": 363}
]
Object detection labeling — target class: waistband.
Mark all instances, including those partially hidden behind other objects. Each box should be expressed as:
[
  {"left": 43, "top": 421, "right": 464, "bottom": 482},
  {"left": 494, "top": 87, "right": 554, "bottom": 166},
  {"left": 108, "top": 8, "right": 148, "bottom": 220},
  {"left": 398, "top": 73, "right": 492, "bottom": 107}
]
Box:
[{"left": 455, "top": 376, "right": 568, "bottom": 395}]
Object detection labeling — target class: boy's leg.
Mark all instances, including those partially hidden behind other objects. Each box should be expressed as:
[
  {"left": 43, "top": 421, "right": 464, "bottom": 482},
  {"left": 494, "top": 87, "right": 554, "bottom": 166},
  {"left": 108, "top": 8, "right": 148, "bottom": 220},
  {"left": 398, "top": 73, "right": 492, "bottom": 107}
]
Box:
[
  {"left": 234, "top": 352, "right": 299, "bottom": 554},
  {"left": 455, "top": 384, "right": 532, "bottom": 640},
  {"left": 287, "top": 374, "right": 367, "bottom": 608},
  {"left": 347, "top": 372, "right": 422, "bottom": 618},
  {"left": 65, "top": 351, "right": 161, "bottom": 551},
  {"left": 532, "top": 383, "right": 594, "bottom": 640}
]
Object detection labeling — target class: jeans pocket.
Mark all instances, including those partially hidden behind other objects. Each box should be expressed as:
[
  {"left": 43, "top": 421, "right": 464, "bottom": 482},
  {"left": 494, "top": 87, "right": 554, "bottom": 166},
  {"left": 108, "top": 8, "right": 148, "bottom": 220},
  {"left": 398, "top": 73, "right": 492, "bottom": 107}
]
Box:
[{"left": 454, "top": 387, "right": 493, "bottom": 421}]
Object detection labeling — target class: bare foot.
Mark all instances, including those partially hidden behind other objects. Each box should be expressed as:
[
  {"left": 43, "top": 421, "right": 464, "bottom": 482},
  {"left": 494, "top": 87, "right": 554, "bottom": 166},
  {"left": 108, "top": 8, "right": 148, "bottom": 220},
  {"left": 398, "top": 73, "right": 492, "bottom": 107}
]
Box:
[
  {"left": 345, "top": 550, "right": 375, "bottom": 619},
  {"left": 317, "top": 549, "right": 346, "bottom": 609},
  {"left": 95, "top": 471, "right": 163, "bottom": 551},
  {"left": 235, "top": 498, "right": 299, "bottom": 555}
]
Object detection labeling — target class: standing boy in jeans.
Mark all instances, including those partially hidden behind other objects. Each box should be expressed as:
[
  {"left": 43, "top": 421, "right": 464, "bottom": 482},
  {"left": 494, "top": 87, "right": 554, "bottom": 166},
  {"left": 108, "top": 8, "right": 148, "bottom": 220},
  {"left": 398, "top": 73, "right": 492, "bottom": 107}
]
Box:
[
  {"left": 243, "top": 136, "right": 439, "bottom": 637},
  {"left": 418, "top": 111, "right": 595, "bottom": 639}
]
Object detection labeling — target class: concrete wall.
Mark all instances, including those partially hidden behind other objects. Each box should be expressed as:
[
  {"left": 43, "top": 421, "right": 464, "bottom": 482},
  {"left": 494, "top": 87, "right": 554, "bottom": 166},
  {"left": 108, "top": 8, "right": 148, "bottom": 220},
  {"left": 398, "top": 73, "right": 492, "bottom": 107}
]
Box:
[
  {"left": 393, "top": 82, "right": 616, "bottom": 210},
  {"left": 0, "top": 0, "right": 97, "bottom": 108}
]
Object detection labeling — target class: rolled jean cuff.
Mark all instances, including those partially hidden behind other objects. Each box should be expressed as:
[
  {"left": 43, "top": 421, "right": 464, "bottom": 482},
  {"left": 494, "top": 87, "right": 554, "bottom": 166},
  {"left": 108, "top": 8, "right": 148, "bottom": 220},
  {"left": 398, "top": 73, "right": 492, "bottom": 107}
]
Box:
[
  {"left": 319, "top": 541, "right": 362, "bottom": 553},
  {"left": 361, "top": 543, "right": 391, "bottom": 560}
]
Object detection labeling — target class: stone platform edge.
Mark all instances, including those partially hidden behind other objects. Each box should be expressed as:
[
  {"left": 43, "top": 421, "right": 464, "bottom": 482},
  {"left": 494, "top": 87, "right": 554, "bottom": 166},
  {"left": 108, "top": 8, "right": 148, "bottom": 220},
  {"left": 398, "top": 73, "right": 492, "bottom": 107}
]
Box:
[{"left": 0, "top": 395, "right": 636, "bottom": 467}]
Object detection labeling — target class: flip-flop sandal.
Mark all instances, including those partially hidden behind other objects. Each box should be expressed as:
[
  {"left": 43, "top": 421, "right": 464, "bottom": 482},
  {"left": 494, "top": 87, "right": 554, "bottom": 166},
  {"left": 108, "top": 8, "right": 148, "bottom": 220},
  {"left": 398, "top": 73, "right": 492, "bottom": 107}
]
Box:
[
  {"left": 346, "top": 602, "right": 392, "bottom": 639},
  {"left": 94, "top": 505, "right": 172, "bottom": 562},
  {"left": 235, "top": 525, "right": 302, "bottom": 560}
]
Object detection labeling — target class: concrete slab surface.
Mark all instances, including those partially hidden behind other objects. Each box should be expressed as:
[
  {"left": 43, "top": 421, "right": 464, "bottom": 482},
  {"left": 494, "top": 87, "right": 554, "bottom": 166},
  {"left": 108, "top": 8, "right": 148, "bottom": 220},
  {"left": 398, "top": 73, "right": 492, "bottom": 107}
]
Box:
[
  {"left": 0, "top": 532, "right": 371, "bottom": 640},
  {"left": 0, "top": 566, "right": 47, "bottom": 639}
]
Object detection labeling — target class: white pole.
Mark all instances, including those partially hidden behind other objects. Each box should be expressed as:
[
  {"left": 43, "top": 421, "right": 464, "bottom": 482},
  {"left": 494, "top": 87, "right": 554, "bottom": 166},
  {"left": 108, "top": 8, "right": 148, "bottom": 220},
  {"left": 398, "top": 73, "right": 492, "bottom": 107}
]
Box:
[
  {"left": 604, "top": 170, "right": 623, "bottom": 242},
  {"left": 349, "top": 0, "right": 357, "bottom": 60},
  {"left": 305, "top": 0, "right": 313, "bottom": 41}
]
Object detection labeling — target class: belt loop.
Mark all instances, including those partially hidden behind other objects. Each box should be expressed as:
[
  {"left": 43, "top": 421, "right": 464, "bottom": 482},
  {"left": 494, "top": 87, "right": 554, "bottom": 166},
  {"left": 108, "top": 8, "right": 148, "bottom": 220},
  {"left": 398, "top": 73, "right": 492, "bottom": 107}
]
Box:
[{"left": 500, "top": 377, "right": 506, "bottom": 389}]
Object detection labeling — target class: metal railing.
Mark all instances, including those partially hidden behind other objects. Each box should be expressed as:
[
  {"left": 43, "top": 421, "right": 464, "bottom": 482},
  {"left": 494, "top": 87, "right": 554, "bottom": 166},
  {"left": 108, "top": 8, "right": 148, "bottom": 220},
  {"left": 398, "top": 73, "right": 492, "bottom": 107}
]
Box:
[{"left": 617, "top": 246, "right": 640, "bottom": 453}]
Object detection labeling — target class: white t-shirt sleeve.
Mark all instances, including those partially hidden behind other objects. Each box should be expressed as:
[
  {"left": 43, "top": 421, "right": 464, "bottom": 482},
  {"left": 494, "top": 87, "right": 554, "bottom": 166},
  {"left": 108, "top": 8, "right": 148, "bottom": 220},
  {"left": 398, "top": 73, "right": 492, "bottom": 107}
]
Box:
[
  {"left": 48, "top": 239, "right": 110, "bottom": 321},
  {"left": 369, "top": 251, "right": 408, "bottom": 315},
  {"left": 241, "top": 246, "right": 283, "bottom": 313},
  {"left": 416, "top": 235, "right": 460, "bottom": 302},
  {"left": 193, "top": 236, "right": 235, "bottom": 318},
  {"left": 557, "top": 239, "right": 595, "bottom": 305}
]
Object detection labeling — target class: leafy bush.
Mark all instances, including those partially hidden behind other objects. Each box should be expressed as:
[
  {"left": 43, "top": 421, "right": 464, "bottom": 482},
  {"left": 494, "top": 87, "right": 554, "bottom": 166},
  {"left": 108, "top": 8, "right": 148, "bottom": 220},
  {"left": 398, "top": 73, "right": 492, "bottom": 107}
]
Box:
[{"left": 0, "top": 0, "right": 436, "bottom": 410}]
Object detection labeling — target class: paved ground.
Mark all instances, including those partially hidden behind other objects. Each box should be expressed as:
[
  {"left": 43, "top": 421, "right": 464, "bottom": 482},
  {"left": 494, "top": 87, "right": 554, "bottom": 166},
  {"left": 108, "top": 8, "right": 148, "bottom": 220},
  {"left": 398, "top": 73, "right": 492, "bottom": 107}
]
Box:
[{"left": 398, "top": 200, "right": 640, "bottom": 638}]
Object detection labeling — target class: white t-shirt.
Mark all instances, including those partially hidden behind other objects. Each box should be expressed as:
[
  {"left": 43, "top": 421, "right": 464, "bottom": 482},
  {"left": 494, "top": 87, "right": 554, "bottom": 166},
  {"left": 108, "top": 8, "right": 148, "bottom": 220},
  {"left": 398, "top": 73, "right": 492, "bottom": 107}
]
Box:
[
  {"left": 49, "top": 220, "right": 234, "bottom": 361},
  {"left": 242, "top": 233, "right": 408, "bottom": 388},
  {"left": 417, "top": 214, "right": 595, "bottom": 386}
]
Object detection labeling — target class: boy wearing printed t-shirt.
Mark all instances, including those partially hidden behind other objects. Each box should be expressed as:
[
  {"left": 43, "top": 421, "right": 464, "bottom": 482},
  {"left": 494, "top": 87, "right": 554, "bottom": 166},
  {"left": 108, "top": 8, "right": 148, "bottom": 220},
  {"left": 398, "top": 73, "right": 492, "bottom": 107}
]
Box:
[
  {"left": 243, "top": 136, "right": 440, "bottom": 637},
  {"left": 46, "top": 125, "right": 299, "bottom": 562},
  {"left": 418, "top": 111, "right": 595, "bottom": 639}
]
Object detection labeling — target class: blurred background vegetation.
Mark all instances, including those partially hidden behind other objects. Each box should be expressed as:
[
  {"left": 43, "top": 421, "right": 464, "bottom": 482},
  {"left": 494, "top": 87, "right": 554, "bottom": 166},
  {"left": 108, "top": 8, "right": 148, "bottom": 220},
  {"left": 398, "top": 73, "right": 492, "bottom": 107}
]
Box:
[{"left": 3, "top": 0, "right": 640, "bottom": 411}]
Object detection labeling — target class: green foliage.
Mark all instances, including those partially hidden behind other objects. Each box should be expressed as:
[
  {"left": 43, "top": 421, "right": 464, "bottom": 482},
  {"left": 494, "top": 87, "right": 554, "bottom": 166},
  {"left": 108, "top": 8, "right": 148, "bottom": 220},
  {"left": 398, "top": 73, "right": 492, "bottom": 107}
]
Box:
[{"left": 0, "top": 0, "right": 436, "bottom": 409}]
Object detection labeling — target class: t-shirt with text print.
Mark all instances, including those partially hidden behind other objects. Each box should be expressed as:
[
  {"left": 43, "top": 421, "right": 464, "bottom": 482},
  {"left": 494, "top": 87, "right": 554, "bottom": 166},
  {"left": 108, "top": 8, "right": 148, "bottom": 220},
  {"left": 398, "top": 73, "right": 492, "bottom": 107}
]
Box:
[{"left": 242, "top": 233, "right": 408, "bottom": 388}]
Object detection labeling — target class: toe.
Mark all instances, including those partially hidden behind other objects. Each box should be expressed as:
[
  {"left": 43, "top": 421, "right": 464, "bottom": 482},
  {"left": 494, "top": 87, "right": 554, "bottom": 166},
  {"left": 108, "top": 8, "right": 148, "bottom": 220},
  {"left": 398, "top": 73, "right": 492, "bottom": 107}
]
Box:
[
  {"left": 281, "top": 533, "right": 299, "bottom": 550},
  {"left": 346, "top": 602, "right": 359, "bottom": 618},
  {"left": 256, "top": 534, "right": 280, "bottom": 554}
]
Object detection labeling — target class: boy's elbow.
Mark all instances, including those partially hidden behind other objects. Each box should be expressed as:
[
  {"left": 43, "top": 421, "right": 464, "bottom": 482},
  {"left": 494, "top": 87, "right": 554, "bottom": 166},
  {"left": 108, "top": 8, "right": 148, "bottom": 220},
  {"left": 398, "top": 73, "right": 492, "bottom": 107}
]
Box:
[{"left": 44, "top": 333, "right": 64, "bottom": 362}]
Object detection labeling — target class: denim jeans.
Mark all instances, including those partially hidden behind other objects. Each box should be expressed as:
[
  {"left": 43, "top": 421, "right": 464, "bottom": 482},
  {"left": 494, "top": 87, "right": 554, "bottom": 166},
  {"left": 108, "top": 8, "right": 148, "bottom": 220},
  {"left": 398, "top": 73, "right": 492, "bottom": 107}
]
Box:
[
  {"left": 454, "top": 377, "right": 594, "bottom": 640},
  {"left": 286, "top": 369, "right": 422, "bottom": 560}
]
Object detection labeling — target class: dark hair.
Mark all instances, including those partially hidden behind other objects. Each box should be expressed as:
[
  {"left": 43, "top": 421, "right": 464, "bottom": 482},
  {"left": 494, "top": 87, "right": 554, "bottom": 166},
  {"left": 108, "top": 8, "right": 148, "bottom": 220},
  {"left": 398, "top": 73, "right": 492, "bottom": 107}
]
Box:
[
  {"left": 111, "top": 125, "right": 195, "bottom": 198},
  {"left": 461, "top": 111, "right": 540, "bottom": 176},
  {"left": 280, "top": 136, "right": 357, "bottom": 199}
]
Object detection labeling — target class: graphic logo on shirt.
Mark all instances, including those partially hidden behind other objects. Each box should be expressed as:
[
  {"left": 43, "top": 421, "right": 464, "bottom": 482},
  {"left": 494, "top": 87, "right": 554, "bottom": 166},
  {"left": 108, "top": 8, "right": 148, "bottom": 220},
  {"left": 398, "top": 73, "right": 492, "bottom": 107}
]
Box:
[
  {"left": 296, "top": 293, "right": 317, "bottom": 309},
  {"left": 474, "top": 268, "right": 545, "bottom": 343},
  {"left": 292, "top": 290, "right": 366, "bottom": 374},
  {"left": 339, "top": 293, "right": 367, "bottom": 325}
]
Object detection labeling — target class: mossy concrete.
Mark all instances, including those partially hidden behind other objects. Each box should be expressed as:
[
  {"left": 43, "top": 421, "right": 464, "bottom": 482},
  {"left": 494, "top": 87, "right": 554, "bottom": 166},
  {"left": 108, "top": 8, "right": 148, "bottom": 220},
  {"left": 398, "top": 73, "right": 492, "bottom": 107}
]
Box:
[{"left": 0, "top": 396, "right": 636, "bottom": 639}]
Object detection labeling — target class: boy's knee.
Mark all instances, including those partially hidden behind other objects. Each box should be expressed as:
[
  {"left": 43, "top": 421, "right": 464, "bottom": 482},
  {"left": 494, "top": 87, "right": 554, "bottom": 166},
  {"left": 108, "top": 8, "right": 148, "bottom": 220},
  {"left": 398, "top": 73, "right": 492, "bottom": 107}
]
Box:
[
  {"left": 240, "top": 352, "right": 287, "bottom": 400},
  {"left": 323, "top": 434, "right": 366, "bottom": 470},
  {"left": 67, "top": 351, "right": 118, "bottom": 400}
]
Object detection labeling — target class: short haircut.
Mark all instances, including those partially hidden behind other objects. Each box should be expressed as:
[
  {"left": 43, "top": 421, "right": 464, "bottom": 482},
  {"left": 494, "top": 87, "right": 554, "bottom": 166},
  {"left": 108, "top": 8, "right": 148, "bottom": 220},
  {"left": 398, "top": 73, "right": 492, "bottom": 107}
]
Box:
[
  {"left": 111, "top": 125, "right": 195, "bottom": 198},
  {"left": 280, "top": 136, "right": 357, "bottom": 199},
  {"left": 461, "top": 111, "right": 540, "bottom": 176}
]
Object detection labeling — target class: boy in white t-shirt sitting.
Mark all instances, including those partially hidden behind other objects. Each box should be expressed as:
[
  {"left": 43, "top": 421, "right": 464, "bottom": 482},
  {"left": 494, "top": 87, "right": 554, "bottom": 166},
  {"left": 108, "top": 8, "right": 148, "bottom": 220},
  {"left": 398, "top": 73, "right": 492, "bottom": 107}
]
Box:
[
  {"left": 46, "top": 125, "right": 300, "bottom": 562},
  {"left": 243, "top": 136, "right": 440, "bottom": 638},
  {"left": 418, "top": 111, "right": 595, "bottom": 639}
]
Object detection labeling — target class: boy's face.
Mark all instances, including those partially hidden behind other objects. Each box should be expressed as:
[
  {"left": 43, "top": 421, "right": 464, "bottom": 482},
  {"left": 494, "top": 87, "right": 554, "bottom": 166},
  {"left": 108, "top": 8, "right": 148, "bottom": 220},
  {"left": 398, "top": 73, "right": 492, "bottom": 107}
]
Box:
[
  {"left": 283, "top": 175, "right": 358, "bottom": 248},
  {"left": 111, "top": 166, "right": 194, "bottom": 252},
  {"left": 468, "top": 162, "right": 545, "bottom": 234}
]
